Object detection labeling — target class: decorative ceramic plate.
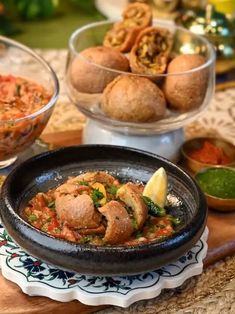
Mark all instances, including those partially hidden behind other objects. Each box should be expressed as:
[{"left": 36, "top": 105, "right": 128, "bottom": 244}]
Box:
[{"left": 0, "top": 223, "right": 208, "bottom": 307}]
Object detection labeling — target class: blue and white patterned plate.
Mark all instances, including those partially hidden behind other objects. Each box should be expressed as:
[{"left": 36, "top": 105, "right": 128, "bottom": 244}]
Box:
[{"left": 0, "top": 223, "right": 208, "bottom": 307}]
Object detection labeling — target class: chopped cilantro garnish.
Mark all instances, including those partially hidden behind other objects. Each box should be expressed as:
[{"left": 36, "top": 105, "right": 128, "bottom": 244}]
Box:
[
  {"left": 47, "top": 201, "right": 56, "bottom": 211},
  {"left": 28, "top": 214, "right": 37, "bottom": 222},
  {"left": 131, "top": 217, "right": 138, "bottom": 230},
  {"left": 125, "top": 206, "right": 132, "bottom": 214},
  {"left": 170, "top": 216, "right": 181, "bottom": 227},
  {"left": 78, "top": 181, "right": 89, "bottom": 186},
  {"left": 91, "top": 189, "right": 104, "bottom": 208},
  {"left": 107, "top": 185, "right": 118, "bottom": 195},
  {"left": 142, "top": 196, "right": 166, "bottom": 217},
  {"left": 80, "top": 235, "right": 93, "bottom": 244},
  {"left": 135, "top": 231, "right": 143, "bottom": 239}
]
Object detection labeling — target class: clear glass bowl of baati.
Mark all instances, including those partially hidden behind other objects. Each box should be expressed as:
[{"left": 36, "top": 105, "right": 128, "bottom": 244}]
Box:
[{"left": 66, "top": 20, "right": 215, "bottom": 160}]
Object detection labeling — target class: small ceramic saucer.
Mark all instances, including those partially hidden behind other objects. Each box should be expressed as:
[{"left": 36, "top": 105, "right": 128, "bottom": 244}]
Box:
[{"left": 0, "top": 223, "right": 208, "bottom": 307}]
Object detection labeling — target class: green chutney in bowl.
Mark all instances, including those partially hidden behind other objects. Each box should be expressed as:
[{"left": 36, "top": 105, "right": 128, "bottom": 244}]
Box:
[{"left": 195, "top": 166, "right": 235, "bottom": 211}]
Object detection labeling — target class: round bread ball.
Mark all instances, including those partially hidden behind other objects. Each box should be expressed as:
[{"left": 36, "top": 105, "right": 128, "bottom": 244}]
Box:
[
  {"left": 101, "top": 75, "right": 166, "bottom": 122},
  {"left": 163, "top": 54, "right": 208, "bottom": 112},
  {"left": 69, "top": 46, "right": 129, "bottom": 94}
]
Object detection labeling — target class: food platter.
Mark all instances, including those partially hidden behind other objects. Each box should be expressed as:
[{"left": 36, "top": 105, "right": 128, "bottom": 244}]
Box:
[
  {"left": 0, "top": 145, "right": 207, "bottom": 276},
  {"left": 0, "top": 222, "right": 208, "bottom": 307}
]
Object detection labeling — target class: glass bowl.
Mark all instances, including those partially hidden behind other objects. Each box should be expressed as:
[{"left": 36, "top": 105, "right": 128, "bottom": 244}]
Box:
[
  {"left": 0, "top": 36, "right": 59, "bottom": 169},
  {"left": 65, "top": 20, "right": 215, "bottom": 159},
  {"left": 66, "top": 20, "right": 215, "bottom": 135}
]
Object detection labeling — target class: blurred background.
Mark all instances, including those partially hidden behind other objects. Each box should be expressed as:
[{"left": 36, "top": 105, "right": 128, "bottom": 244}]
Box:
[
  {"left": 0, "top": 0, "right": 235, "bottom": 74},
  {"left": 0, "top": 0, "right": 103, "bottom": 48}
]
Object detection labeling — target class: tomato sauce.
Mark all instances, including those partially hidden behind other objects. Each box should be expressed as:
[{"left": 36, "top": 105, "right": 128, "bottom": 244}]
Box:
[
  {"left": 0, "top": 75, "right": 51, "bottom": 160},
  {"left": 0, "top": 75, "right": 50, "bottom": 120}
]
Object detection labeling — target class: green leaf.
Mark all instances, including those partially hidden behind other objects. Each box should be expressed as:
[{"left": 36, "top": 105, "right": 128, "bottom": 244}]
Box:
[
  {"left": 107, "top": 185, "right": 118, "bottom": 195},
  {"left": 170, "top": 216, "right": 181, "bottom": 227},
  {"left": 91, "top": 188, "right": 104, "bottom": 208},
  {"left": 78, "top": 181, "right": 89, "bottom": 186},
  {"left": 131, "top": 217, "right": 138, "bottom": 230},
  {"left": 80, "top": 235, "right": 93, "bottom": 244},
  {"left": 142, "top": 196, "right": 166, "bottom": 217},
  {"left": 47, "top": 201, "right": 56, "bottom": 211},
  {"left": 28, "top": 213, "right": 38, "bottom": 222},
  {"left": 108, "top": 185, "right": 118, "bottom": 195}
]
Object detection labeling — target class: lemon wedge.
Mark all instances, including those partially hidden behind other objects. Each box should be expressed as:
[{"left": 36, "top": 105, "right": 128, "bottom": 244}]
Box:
[{"left": 143, "top": 167, "right": 168, "bottom": 208}]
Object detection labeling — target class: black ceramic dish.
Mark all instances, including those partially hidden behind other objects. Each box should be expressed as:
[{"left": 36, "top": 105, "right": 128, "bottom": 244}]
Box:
[{"left": 0, "top": 145, "right": 207, "bottom": 276}]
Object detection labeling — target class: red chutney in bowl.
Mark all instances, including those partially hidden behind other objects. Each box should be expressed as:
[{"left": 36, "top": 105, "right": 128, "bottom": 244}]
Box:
[
  {"left": 189, "top": 141, "right": 231, "bottom": 165},
  {"left": 0, "top": 75, "right": 51, "bottom": 160}
]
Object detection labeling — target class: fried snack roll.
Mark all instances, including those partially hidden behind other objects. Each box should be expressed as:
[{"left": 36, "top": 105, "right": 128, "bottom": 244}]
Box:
[
  {"left": 122, "top": 2, "right": 152, "bottom": 28},
  {"left": 98, "top": 201, "right": 134, "bottom": 244},
  {"left": 103, "top": 2, "right": 152, "bottom": 53},
  {"left": 103, "top": 22, "right": 140, "bottom": 53},
  {"left": 117, "top": 183, "right": 148, "bottom": 229},
  {"left": 130, "top": 26, "right": 173, "bottom": 75}
]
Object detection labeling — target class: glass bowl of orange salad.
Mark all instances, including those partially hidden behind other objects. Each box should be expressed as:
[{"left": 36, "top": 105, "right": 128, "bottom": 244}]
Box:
[{"left": 0, "top": 36, "right": 59, "bottom": 168}]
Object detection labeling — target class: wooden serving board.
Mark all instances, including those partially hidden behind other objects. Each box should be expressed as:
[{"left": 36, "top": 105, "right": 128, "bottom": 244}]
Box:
[
  {"left": 205, "top": 210, "right": 235, "bottom": 267},
  {"left": 0, "top": 130, "right": 234, "bottom": 314}
]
